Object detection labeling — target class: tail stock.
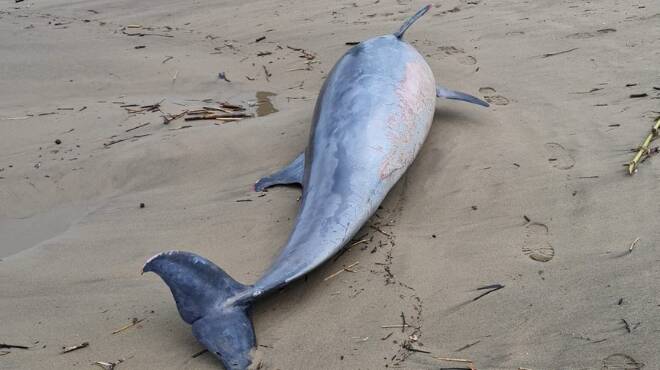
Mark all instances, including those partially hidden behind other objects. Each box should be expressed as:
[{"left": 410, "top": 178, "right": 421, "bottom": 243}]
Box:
[{"left": 143, "top": 251, "right": 256, "bottom": 370}]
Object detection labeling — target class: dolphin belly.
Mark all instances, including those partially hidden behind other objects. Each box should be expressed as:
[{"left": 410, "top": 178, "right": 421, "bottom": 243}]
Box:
[{"left": 252, "top": 36, "right": 436, "bottom": 294}]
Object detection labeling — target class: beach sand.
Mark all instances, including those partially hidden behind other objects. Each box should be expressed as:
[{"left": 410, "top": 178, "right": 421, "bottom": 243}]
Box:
[{"left": 1, "top": 0, "right": 659, "bottom": 369}]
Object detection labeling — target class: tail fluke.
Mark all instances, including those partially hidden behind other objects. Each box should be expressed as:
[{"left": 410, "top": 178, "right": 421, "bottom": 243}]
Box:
[
  {"left": 393, "top": 4, "right": 431, "bottom": 39},
  {"left": 143, "top": 251, "right": 256, "bottom": 370}
]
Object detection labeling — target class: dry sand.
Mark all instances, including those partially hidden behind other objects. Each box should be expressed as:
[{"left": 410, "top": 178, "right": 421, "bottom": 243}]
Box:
[{"left": 1, "top": 0, "right": 659, "bottom": 369}]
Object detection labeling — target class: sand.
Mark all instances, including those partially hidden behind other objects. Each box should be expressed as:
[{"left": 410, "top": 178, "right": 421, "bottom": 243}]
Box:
[{"left": 1, "top": 0, "right": 659, "bottom": 369}]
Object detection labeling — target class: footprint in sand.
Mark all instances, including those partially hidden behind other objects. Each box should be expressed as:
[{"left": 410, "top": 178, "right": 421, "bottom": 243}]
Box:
[
  {"left": 566, "top": 32, "right": 595, "bottom": 39},
  {"left": 458, "top": 55, "right": 477, "bottom": 65},
  {"left": 479, "top": 87, "right": 509, "bottom": 106},
  {"left": 438, "top": 46, "right": 464, "bottom": 55},
  {"left": 601, "top": 353, "right": 643, "bottom": 370},
  {"left": 544, "top": 142, "right": 575, "bottom": 170},
  {"left": 522, "top": 222, "right": 555, "bottom": 262}
]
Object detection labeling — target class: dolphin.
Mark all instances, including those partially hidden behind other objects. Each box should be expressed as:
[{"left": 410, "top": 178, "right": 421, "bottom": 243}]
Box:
[{"left": 143, "top": 5, "right": 488, "bottom": 369}]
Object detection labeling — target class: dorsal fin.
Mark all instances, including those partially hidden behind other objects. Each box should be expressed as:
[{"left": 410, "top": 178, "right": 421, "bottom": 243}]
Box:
[{"left": 393, "top": 4, "right": 431, "bottom": 39}]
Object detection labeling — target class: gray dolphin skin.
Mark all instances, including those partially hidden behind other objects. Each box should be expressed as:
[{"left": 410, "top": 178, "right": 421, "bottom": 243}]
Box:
[{"left": 143, "top": 5, "right": 488, "bottom": 369}]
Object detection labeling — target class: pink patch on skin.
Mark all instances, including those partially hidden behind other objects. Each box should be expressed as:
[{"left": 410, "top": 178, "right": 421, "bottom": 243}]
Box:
[{"left": 379, "top": 61, "right": 434, "bottom": 179}]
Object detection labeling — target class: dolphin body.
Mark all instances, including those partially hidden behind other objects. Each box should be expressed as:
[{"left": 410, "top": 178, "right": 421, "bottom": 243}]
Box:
[{"left": 143, "top": 5, "right": 487, "bottom": 369}]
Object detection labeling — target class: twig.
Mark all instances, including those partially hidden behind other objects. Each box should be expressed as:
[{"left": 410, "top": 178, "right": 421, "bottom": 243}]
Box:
[
  {"left": 628, "top": 117, "right": 660, "bottom": 175},
  {"left": 404, "top": 346, "right": 430, "bottom": 354},
  {"left": 61, "top": 342, "right": 89, "bottom": 354},
  {"left": 0, "top": 343, "right": 30, "bottom": 350},
  {"left": 455, "top": 340, "right": 481, "bottom": 352},
  {"left": 3, "top": 116, "right": 33, "bottom": 120},
  {"left": 323, "top": 262, "right": 359, "bottom": 281},
  {"left": 400, "top": 312, "right": 407, "bottom": 333},
  {"left": 219, "top": 102, "right": 245, "bottom": 111},
  {"left": 104, "top": 134, "right": 151, "bottom": 147},
  {"left": 473, "top": 284, "right": 505, "bottom": 301},
  {"left": 184, "top": 113, "right": 252, "bottom": 121},
  {"left": 541, "top": 47, "right": 578, "bottom": 58},
  {"left": 621, "top": 318, "right": 631, "bottom": 333},
  {"left": 350, "top": 239, "right": 368, "bottom": 248},
  {"left": 191, "top": 349, "right": 208, "bottom": 358},
  {"left": 162, "top": 111, "right": 187, "bottom": 125},
  {"left": 380, "top": 324, "right": 411, "bottom": 329},
  {"left": 162, "top": 56, "right": 174, "bottom": 64},
  {"left": 112, "top": 318, "right": 144, "bottom": 334},
  {"left": 121, "top": 29, "right": 173, "bottom": 38},
  {"left": 262, "top": 65, "right": 271, "bottom": 81},
  {"left": 432, "top": 356, "right": 477, "bottom": 370},
  {"left": 369, "top": 225, "right": 391, "bottom": 237},
  {"left": 125, "top": 122, "right": 150, "bottom": 132},
  {"left": 628, "top": 237, "right": 640, "bottom": 254},
  {"left": 93, "top": 361, "right": 116, "bottom": 370}
]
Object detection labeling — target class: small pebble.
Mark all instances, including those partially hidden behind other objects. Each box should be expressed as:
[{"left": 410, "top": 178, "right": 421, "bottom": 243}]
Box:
[{"left": 54, "top": 139, "right": 62, "bottom": 145}]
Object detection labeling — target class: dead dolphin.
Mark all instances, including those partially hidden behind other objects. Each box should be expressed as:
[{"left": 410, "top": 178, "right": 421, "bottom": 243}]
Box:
[{"left": 143, "top": 5, "right": 487, "bottom": 369}]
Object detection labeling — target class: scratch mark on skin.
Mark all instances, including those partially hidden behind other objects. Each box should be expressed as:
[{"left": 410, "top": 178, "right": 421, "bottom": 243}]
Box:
[{"left": 379, "top": 62, "right": 434, "bottom": 179}]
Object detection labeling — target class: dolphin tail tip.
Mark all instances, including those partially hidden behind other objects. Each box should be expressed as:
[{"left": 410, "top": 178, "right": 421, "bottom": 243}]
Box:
[
  {"left": 143, "top": 251, "right": 257, "bottom": 369},
  {"left": 393, "top": 4, "right": 432, "bottom": 39}
]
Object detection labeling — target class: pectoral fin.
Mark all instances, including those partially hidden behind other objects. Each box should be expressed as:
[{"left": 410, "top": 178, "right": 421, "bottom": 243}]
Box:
[
  {"left": 254, "top": 152, "right": 304, "bottom": 192},
  {"left": 436, "top": 86, "right": 489, "bottom": 107}
]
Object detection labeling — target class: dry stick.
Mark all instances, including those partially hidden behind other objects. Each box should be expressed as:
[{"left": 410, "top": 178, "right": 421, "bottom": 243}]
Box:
[
  {"left": 432, "top": 356, "right": 477, "bottom": 370},
  {"left": 191, "top": 349, "right": 208, "bottom": 358},
  {"left": 380, "top": 324, "right": 411, "bottom": 329},
  {"left": 369, "top": 225, "right": 391, "bottom": 237},
  {"left": 162, "top": 111, "right": 187, "bottom": 125},
  {"left": 350, "top": 239, "right": 368, "bottom": 248},
  {"left": 184, "top": 113, "right": 252, "bottom": 121},
  {"left": 3, "top": 116, "right": 33, "bottom": 120},
  {"left": 219, "top": 102, "right": 245, "bottom": 111},
  {"left": 93, "top": 361, "right": 116, "bottom": 370},
  {"left": 61, "top": 342, "right": 89, "bottom": 354},
  {"left": 0, "top": 343, "right": 30, "bottom": 350},
  {"left": 628, "top": 117, "right": 660, "bottom": 175},
  {"left": 473, "top": 284, "right": 505, "bottom": 301},
  {"left": 323, "top": 262, "right": 359, "bottom": 281},
  {"left": 121, "top": 29, "right": 173, "bottom": 38},
  {"left": 262, "top": 65, "right": 271, "bottom": 81},
  {"left": 628, "top": 237, "right": 640, "bottom": 254},
  {"left": 104, "top": 134, "right": 151, "bottom": 147},
  {"left": 541, "top": 47, "right": 578, "bottom": 58},
  {"left": 455, "top": 340, "right": 481, "bottom": 352},
  {"left": 112, "top": 318, "right": 144, "bottom": 334},
  {"left": 622, "top": 319, "right": 632, "bottom": 333},
  {"left": 404, "top": 346, "right": 430, "bottom": 354},
  {"left": 202, "top": 106, "right": 235, "bottom": 114},
  {"left": 125, "top": 122, "right": 150, "bottom": 132}
]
